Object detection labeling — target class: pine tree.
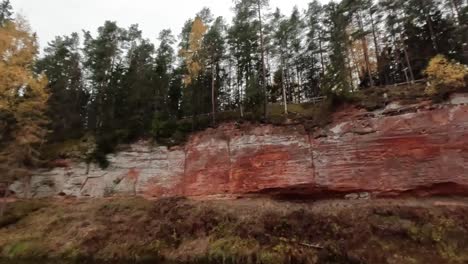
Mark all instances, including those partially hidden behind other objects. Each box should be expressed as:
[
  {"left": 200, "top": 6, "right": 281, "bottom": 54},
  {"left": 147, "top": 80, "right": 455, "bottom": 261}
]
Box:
[
  {"left": 229, "top": 0, "right": 264, "bottom": 115},
  {"left": 304, "top": 0, "right": 325, "bottom": 98},
  {"left": 348, "top": 0, "right": 376, "bottom": 88},
  {"left": 83, "top": 21, "right": 124, "bottom": 132},
  {"left": 150, "top": 29, "right": 176, "bottom": 136},
  {"left": 256, "top": 0, "right": 269, "bottom": 118},
  {"left": 167, "top": 66, "right": 184, "bottom": 118},
  {"left": 443, "top": 0, "right": 468, "bottom": 62},
  {"left": 272, "top": 8, "right": 294, "bottom": 113},
  {"left": 368, "top": 2, "right": 384, "bottom": 84},
  {"left": 36, "top": 33, "right": 88, "bottom": 142},
  {"left": 203, "top": 17, "right": 226, "bottom": 125},
  {"left": 380, "top": 0, "right": 415, "bottom": 84},
  {"left": 124, "top": 39, "right": 155, "bottom": 138},
  {"left": 0, "top": 0, "right": 12, "bottom": 26},
  {"left": 154, "top": 29, "right": 176, "bottom": 115},
  {"left": 288, "top": 7, "right": 305, "bottom": 103},
  {"left": 322, "top": 1, "right": 353, "bottom": 95},
  {"left": 82, "top": 21, "right": 137, "bottom": 166}
]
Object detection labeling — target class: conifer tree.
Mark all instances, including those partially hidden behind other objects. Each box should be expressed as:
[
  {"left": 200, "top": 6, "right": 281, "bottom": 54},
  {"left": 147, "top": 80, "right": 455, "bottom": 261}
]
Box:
[
  {"left": 0, "top": 0, "right": 12, "bottom": 26},
  {"left": 304, "top": 1, "right": 325, "bottom": 97},
  {"left": 322, "top": 1, "right": 353, "bottom": 95},
  {"left": 203, "top": 17, "right": 226, "bottom": 125},
  {"left": 154, "top": 29, "right": 176, "bottom": 115},
  {"left": 37, "top": 33, "right": 87, "bottom": 141},
  {"left": 124, "top": 38, "right": 155, "bottom": 137}
]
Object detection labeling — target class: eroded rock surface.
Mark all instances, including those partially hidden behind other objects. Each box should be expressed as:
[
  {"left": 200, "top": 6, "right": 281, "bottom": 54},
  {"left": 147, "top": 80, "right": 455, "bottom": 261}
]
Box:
[{"left": 10, "top": 95, "right": 468, "bottom": 199}]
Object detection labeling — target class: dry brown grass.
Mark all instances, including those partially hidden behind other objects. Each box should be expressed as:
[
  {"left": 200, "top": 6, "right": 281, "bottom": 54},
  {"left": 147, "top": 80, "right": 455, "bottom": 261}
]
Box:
[{"left": 1, "top": 197, "right": 468, "bottom": 263}]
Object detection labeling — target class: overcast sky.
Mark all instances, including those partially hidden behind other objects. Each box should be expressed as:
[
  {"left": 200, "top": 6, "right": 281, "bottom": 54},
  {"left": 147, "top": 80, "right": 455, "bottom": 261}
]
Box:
[{"left": 10, "top": 0, "right": 328, "bottom": 50}]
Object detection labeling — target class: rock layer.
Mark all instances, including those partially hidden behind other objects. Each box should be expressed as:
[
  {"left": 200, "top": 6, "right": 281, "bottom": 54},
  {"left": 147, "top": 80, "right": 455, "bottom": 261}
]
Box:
[{"left": 10, "top": 94, "right": 468, "bottom": 199}]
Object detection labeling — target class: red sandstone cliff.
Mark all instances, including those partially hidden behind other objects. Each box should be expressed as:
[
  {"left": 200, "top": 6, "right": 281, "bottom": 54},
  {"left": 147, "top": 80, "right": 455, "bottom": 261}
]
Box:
[{"left": 9, "top": 94, "right": 468, "bottom": 199}]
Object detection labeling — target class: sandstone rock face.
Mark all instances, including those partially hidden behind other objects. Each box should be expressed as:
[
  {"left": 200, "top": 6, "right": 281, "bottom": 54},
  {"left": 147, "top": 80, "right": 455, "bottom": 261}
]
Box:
[
  {"left": 314, "top": 105, "right": 468, "bottom": 196},
  {"left": 10, "top": 95, "right": 468, "bottom": 199}
]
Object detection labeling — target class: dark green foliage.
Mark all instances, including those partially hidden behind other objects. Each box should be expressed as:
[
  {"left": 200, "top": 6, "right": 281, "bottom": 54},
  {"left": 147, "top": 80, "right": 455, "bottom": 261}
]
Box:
[
  {"left": 36, "top": 33, "right": 88, "bottom": 142},
  {"left": 25, "top": 0, "right": 466, "bottom": 165},
  {"left": 0, "top": 0, "right": 12, "bottom": 26},
  {"left": 154, "top": 29, "right": 176, "bottom": 116},
  {"left": 228, "top": 0, "right": 265, "bottom": 114},
  {"left": 378, "top": 0, "right": 466, "bottom": 84},
  {"left": 402, "top": 0, "right": 463, "bottom": 72},
  {"left": 321, "top": 2, "right": 353, "bottom": 96},
  {"left": 302, "top": 1, "right": 325, "bottom": 98}
]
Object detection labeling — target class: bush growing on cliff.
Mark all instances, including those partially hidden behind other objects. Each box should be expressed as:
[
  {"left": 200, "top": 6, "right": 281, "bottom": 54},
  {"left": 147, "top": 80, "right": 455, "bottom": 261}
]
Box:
[{"left": 425, "top": 55, "right": 468, "bottom": 98}]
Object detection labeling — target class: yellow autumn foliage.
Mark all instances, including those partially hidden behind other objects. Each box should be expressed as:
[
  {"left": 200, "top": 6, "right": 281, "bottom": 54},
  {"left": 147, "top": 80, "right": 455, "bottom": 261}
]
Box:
[
  {"left": 180, "top": 17, "right": 207, "bottom": 86},
  {"left": 0, "top": 19, "right": 49, "bottom": 182},
  {"left": 424, "top": 55, "right": 468, "bottom": 96}
]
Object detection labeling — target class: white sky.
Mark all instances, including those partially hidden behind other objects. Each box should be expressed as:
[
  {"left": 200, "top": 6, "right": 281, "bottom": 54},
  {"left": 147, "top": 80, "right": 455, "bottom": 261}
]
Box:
[{"left": 10, "top": 0, "right": 328, "bottom": 50}]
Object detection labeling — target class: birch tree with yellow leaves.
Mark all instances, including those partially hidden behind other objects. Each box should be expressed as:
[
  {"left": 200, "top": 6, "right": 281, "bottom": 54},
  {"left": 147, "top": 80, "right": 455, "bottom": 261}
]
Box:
[
  {"left": 180, "top": 17, "right": 207, "bottom": 126},
  {"left": 181, "top": 17, "right": 207, "bottom": 86},
  {"left": 0, "top": 16, "right": 49, "bottom": 201}
]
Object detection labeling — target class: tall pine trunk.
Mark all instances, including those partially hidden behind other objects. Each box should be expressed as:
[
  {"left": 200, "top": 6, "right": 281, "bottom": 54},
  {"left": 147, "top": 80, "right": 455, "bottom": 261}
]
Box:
[
  {"left": 257, "top": 0, "right": 268, "bottom": 119},
  {"left": 237, "top": 67, "right": 244, "bottom": 118},
  {"left": 281, "top": 55, "right": 288, "bottom": 115},
  {"left": 449, "top": 0, "right": 462, "bottom": 24},
  {"left": 211, "top": 64, "right": 216, "bottom": 126},
  {"left": 402, "top": 44, "right": 415, "bottom": 82},
  {"left": 318, "top": 31, "right": 326, "bottom": 76},
  {"left": 296, "top": 68, "right": 302, "bottom": 103},
  {"left": 426, "top": 14, "right": 439, "bottom": 53},
  {"left": 369, "top": 10, "right": 381, "bottom": 82},
  {"left": 357, "top": 11, "right": 374, "bottom": 88}
]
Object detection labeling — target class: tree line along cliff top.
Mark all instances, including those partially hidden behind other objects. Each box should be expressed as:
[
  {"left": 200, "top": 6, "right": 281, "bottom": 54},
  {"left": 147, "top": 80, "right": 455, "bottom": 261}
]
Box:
[{"left": 0, "top": 0, "right": 467, "bottom": 174}]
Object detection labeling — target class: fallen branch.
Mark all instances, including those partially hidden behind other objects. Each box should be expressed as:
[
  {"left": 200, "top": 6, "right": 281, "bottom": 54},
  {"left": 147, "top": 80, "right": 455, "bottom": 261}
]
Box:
[
  {"left": 268, "top": 234, "right": 324, "bottom": 250},
  {"left": 298, "top": 242, "right": 325, "bottom": 250}
]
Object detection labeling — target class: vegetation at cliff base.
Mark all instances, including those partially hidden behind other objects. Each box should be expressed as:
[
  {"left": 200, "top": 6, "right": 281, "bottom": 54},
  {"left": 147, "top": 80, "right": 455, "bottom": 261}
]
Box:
[{"left": 1, "top": 198, "right": 468, "bottom": 264}]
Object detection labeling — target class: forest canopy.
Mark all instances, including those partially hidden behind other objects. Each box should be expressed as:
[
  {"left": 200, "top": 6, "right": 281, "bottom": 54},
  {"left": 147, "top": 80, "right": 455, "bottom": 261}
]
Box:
[{"left": 0, "top": 0, "right": 467, "bottom": 170}]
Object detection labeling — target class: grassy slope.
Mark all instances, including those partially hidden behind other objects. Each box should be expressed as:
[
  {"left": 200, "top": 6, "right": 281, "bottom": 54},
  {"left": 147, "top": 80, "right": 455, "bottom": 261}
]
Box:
[{"left": 0, "top": 197, "right": 468, "bottom": 264}]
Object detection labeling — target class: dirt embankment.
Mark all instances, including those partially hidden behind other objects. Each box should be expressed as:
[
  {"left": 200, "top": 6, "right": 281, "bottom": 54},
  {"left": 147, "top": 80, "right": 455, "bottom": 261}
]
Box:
[{"left": 1, "top": 197, "right": 468, "bottom": 264}]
